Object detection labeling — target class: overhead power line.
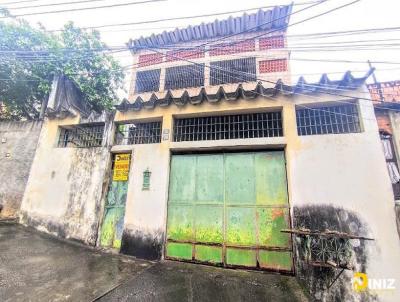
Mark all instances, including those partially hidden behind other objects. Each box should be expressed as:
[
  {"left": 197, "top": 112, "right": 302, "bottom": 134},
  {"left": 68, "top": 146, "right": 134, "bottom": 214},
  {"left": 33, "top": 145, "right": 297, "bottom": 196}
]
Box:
[
  {"left": 5, "top": 36, "right": 400, "bottom": 55},
  {"left": 3, "top": 0, "right": 362, "bottom": 66},
  {"left": 115, "top": 0, "right": 330, "bottom": 69},
  {"left": 0, "top": 0, "right": 327, "bottom": 61},
  {"left": 291, "top": 58, "right": 400, "bottom": 65},
  {"left": 144, "top": 48, "right": 400, "bottom": 116},
  {"left": 122, "top": 0, "right": 361, "bottom": 70},
  {"left": 287, "top": 26, "right": 400, "bottom": 39},
  {"left": 114, "top": 0, "right": 358, "bottom": 72},
  {"left": 3, "top": 25, "right": 400, "bottom": 55},
  {"left": 0, "top": 0, "right": 166, "bottom": 18},
  {"left": 50, "top": 1, "right": 325, "bottom": 31},
  {"left": 0, "top": 0, "right": 40, "bottom": 5},
  {"left": 99, "top": 23, "right": 400, "bottom": 35},
  {"left": 2, "top": 0, "right": 113, "bottom": 10},
  {"left": 5, "top": 44, "right": 400, "bottom": 66},
  {"left": 2, "top": 1, "right": 374, "bottom": 69},
  {"left": 3, "top": 58, "right": 400, "bottom": 109}
]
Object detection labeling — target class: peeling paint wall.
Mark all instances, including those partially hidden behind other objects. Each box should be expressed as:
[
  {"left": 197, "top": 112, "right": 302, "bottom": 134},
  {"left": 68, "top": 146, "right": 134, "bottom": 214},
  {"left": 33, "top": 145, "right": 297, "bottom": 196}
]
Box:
[
  {"left": 114, "top": 86, "right": 400, "bottom": 301},
  {"left": 19, "top": 115, "right": 112, "bottom": 245},
  {"left": 0, "top": 121, "right": 42, "bottom": 218}
]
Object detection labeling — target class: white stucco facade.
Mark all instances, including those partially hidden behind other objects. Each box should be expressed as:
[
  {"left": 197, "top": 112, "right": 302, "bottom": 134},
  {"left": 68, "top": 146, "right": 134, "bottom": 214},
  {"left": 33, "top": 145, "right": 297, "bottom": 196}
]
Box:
[{"left": 111, "top": 86, "right": 400, "bottom": 301}]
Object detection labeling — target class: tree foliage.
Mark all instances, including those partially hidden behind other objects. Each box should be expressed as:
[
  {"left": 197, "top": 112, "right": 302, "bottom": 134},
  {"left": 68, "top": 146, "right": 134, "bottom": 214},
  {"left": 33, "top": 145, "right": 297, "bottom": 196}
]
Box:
[{"left": 0, "top": 15, "right": 124, "bottom": 120}]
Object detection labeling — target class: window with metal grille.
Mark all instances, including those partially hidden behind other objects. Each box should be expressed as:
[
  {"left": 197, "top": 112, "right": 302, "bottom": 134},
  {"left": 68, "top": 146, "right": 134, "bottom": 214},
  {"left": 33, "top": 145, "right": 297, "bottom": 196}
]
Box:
[
  {"left": 114, "top": 121, "right": 162, "bottom": 145},
  {"left": 135, "top": 69, "right": 161, "bottom": 93},
  {"left": 210, "top": 57, "right": 257, "bottom": 85},
  {"left": 296, "top": 103, "right": 361, "bottom": 136},
  {"left": 173, "top": 112, "right": 283, "bottom": 142},
  {"left": 164, "top": 64, "right": 205, "bottom": 90},
  {"left": 58, "top": 124, "right": 104, "bottom": 148}
]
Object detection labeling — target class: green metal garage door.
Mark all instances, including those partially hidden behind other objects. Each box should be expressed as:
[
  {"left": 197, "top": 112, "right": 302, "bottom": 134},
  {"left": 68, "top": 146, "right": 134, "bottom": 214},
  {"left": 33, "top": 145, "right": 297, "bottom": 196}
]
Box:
[{"left": 166, "top": 151, "right": 292, "bottom": 271}]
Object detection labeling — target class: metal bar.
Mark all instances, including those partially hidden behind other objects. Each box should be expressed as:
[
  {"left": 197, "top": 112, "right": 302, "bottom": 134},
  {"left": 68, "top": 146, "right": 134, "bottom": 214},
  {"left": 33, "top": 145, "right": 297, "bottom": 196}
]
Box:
[
  {"left": 281, "top": 229, "right": 374, "bottom": 240},
  {"left": 172, "top": 112, "right": 283, "bottom": 142},
  {"left": 166, "top": 239, "right": 292, "bottom": 252}
]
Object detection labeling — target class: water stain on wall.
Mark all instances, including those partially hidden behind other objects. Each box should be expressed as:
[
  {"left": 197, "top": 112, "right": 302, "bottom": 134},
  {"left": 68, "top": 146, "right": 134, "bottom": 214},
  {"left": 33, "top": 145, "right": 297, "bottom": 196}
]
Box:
[
  {"left": 120, "top": 228, "right": 164, "bottom": 260},
  {"left": 293, "top": 205, "right": 377, "bottom": 302}
]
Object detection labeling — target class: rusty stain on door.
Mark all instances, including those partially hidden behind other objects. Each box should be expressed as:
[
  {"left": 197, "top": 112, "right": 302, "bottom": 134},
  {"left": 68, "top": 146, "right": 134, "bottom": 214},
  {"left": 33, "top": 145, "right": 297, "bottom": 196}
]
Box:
[{"left": 166, "top": 151, "right": 292, "bottom": 271}]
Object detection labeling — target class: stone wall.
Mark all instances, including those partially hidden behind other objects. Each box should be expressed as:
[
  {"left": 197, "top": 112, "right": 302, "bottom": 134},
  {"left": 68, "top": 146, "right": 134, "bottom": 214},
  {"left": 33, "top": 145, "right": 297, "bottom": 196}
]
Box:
[{"left": 0, "top": 121, "right": 42, "bottom": 218}]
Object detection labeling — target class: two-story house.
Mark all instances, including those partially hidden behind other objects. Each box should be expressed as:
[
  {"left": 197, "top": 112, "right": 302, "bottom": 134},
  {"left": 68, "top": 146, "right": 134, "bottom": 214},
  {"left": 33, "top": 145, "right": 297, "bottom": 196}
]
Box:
[{"left": 19, "top": 5, "right": 400, "bottom": 301}]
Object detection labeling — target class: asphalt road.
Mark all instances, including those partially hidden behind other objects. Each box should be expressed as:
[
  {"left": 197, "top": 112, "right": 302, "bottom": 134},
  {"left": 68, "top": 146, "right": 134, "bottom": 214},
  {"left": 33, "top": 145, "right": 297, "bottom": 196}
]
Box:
[{"left": 0, "top": 222, "right": 308, "bottom": 302}]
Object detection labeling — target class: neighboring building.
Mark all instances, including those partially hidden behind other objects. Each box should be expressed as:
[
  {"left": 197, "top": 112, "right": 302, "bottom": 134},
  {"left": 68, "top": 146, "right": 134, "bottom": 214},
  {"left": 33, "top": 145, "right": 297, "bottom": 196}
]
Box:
[
  {"left": 368, "top": 81, "right": 400, "bottom": 104},
  {"left": 18, "top": 5, "right": 400, "bottom": 302},
  {"left": 0, "top": 120, "right": 42, "bottom": 218},
  {"left": 367, "top": 81, "right": 400, "bottom": 239}
]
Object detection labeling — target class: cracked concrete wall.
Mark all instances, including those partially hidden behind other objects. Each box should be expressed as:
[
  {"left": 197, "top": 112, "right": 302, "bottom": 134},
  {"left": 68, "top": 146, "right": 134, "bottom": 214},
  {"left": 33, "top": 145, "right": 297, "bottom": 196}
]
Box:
[
  {"left": 0, "top": 121, "right": 42, "bottom": 218},
  {"left": 19, "top": 116, "right": 111, "bottom": 245}
]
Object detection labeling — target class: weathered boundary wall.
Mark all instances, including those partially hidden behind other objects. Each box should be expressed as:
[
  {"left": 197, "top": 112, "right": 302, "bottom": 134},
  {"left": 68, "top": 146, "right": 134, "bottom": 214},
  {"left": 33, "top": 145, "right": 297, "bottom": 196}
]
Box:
[
  {"left": 0, "top": 121, "right": 42, "bottom": 218},
  {"left": 20, "top": 115, "right": 112, "bottom": 245}
]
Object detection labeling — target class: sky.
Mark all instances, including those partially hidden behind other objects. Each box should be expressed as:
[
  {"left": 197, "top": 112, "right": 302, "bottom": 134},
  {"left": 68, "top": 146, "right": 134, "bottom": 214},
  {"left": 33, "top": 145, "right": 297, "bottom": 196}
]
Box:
[{"left": 1, "top": 0, "right": 399, "bottom": 96}]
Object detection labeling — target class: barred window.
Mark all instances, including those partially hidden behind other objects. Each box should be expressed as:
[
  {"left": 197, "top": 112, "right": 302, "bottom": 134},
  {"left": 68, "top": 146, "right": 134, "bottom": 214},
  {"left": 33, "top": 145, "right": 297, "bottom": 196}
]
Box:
[
  {"left": 58, "top": 124, "right": 104, "bottom": 148},
  {"left": 164, "top": 64, "right": 205, "bottom": 90},
  {"left": 210, "top": 57, "right": 257, "bottom": 85},
  {"left": 135, "top": 69, "right": 161, "bottom": 93},
  {"left": 114, "top": 121, "right": 162, "bottom": 145},
  {"left": 296, "top": 103, "right": 361, "bottom": 136},
  {"left": 173, "top": 112, "right": 282, "bottom": 142}
]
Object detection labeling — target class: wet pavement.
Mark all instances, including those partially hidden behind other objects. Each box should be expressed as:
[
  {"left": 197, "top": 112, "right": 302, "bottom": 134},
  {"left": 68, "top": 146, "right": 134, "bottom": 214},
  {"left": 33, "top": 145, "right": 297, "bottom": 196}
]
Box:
[
  {"left": 0, "top": 222, "right": 309, "bottom": 302},
  {"left": 97, "top": 261, "right": 309, "bottom": 302},
  {"left": 0, "top": 222, "right": 153, "bottom": 302}
]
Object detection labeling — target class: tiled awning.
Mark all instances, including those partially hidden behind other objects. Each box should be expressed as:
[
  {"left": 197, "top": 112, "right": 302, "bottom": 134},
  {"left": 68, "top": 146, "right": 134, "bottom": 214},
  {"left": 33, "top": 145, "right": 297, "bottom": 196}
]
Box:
[{"left": 116, "top": 69, "right": 374, "bottom": 112}]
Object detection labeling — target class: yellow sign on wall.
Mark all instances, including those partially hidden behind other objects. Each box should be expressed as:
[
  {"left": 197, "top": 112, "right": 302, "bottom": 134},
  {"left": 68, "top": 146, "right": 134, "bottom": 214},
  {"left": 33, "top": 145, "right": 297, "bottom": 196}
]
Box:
[{"left": 113, "top": 154, "right": 131, "bottom": 181}]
